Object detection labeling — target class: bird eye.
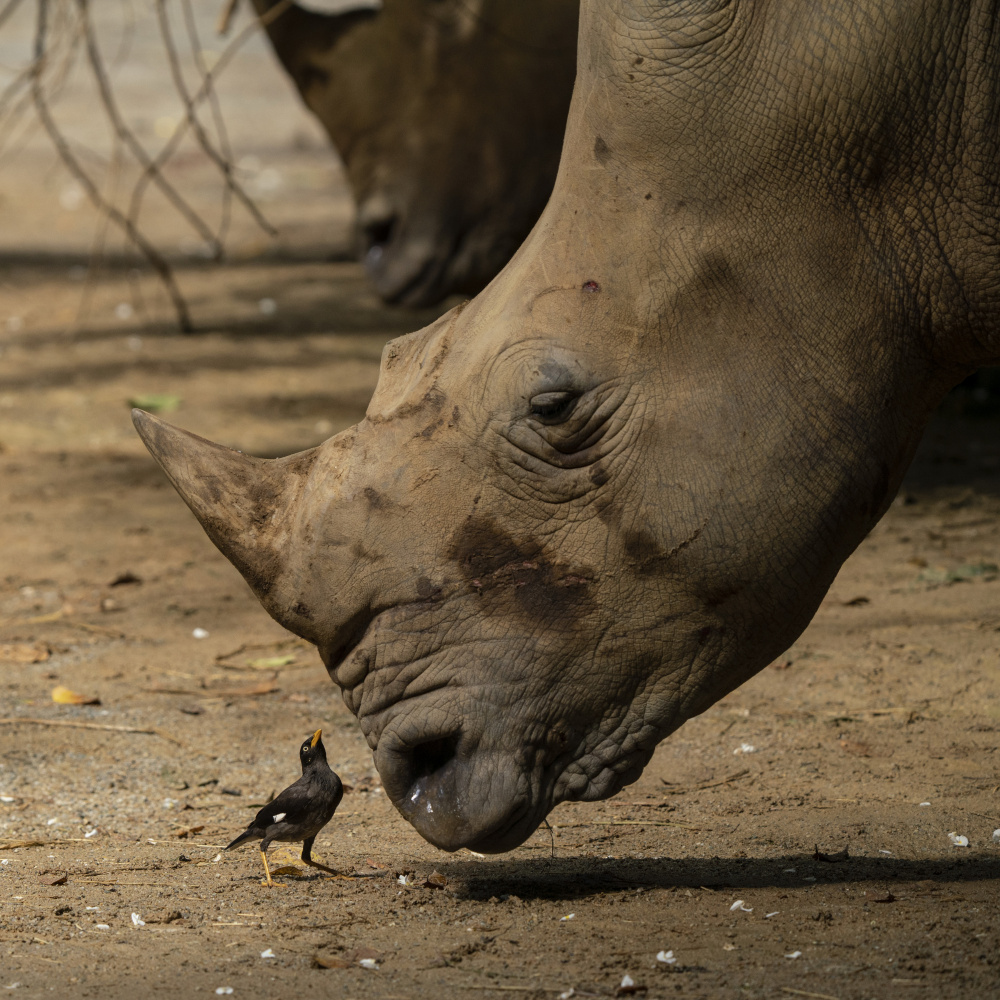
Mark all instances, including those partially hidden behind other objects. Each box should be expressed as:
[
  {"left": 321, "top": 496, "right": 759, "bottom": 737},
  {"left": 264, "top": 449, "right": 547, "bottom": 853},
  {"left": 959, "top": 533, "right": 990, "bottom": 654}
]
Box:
[{"left": 529, "top": 391, "right": 578, "bottom": 422}]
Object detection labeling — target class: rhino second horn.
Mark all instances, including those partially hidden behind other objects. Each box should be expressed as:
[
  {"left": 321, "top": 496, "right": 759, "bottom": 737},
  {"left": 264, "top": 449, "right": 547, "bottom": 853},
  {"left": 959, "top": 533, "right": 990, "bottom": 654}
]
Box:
[{"left": 131, "top": 409, "right": 318, "bottom": 609}]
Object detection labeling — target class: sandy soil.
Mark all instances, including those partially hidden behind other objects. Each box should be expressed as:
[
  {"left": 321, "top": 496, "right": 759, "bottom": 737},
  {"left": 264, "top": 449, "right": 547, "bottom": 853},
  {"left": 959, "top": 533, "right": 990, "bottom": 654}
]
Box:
[{"left": 1, "top": 8, "right": 999, "bottom": 999}]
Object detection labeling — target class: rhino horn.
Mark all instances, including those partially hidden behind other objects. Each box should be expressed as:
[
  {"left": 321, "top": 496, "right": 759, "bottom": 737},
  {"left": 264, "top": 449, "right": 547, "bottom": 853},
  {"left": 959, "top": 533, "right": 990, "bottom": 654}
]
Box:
[
  {"left": 249, "top": 0, "right": 375, "bottom": 85},
  {"left": 131, "top": 409, "right": 318, "bottom": 616}
]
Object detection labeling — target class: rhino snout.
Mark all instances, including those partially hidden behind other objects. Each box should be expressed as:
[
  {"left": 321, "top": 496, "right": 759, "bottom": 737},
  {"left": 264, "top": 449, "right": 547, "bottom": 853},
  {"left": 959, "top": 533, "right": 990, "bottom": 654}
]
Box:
[{"left": 375, "top": 717, "right": 536, "bottom": 854}]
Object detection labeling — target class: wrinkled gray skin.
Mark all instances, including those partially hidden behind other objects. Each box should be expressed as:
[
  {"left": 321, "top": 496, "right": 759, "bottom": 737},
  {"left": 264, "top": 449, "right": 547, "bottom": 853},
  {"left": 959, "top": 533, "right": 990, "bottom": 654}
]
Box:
[
  {"left": 251, "top": 0, "right": 578, "bottom": 305},
  {"left": 136, "top": 0, "right": 1000, "bottom": 853}
]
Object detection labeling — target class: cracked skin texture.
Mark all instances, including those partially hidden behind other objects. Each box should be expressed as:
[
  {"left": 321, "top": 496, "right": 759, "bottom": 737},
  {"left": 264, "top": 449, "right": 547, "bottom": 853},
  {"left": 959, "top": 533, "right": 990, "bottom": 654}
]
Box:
[{"left": 135, "top": 0, "right": 1000, "bottom": 852}]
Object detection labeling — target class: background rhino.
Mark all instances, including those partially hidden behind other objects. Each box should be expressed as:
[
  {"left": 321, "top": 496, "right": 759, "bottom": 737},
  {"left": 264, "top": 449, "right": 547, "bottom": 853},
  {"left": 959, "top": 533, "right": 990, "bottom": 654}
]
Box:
[
  {"left": 250, "top": 0, "right": 578, "bottom": 305},
  {"left": 137, "top": 0, "right": 1000, "bottom": 853}
]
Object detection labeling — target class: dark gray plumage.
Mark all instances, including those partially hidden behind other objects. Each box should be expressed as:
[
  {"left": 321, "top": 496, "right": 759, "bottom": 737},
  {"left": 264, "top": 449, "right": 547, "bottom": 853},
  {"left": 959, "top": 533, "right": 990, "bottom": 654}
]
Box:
[{"left": 226, "top": 729, "right": 343, "bottom": 887}]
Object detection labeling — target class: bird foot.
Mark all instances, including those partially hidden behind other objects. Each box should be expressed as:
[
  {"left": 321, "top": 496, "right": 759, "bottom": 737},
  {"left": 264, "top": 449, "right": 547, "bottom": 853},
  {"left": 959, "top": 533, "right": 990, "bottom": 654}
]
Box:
[{"left": 260, "top": 879, "right": 287, "bottom": 888}]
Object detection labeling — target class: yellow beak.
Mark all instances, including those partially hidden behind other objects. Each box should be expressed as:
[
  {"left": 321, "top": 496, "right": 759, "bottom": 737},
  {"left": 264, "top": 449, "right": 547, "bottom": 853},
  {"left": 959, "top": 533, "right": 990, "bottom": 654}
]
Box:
[{"left": 310, "top": 729, "right": 322, "bottom": 748}]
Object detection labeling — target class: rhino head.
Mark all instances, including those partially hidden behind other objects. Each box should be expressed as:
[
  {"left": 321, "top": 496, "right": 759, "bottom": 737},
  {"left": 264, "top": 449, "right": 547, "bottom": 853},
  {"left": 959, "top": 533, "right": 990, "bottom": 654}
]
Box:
[
  {"left": 250, "top": 0, "right": 578, "bottom": 305},
  {"left": 138, "top": 0, "right": 997, "bottom": 851}
]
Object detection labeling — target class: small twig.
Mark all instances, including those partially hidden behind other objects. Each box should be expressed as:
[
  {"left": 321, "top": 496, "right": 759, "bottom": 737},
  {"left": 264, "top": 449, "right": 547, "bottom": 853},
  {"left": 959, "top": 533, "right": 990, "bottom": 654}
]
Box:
[
  {"left": 0, "top": 717, "right": 183, "bottom": 745},
  {"left": 661, "top": 769, "right": 749, "bottom": 794},
  {"left": 0, "top": 0, "right": 26, "bottom": 30},
  {"left": 779, "top": 989, "right": 840, "bottom": 1000},
  {"left": 542, "top": 817, "right": 555, "bottom": 858},
  {"left": 216, "top": 0, "right": 240, "bottom": 36}
]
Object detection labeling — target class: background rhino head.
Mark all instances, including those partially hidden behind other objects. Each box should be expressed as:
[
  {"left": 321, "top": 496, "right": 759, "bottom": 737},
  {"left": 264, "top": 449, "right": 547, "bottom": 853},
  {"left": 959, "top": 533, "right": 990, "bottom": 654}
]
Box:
[
  {"left": 251, "top": 0, "right": 578, "bottom": 305},
  {"left": 138, "top": 0, "right": 998, "bottom": 852}
]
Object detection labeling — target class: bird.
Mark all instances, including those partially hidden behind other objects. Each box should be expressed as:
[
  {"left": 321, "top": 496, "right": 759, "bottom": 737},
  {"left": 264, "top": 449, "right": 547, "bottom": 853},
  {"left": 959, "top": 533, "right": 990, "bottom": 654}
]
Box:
[{"left": 226, "top": 728, "right": 344, "bottom": 887}]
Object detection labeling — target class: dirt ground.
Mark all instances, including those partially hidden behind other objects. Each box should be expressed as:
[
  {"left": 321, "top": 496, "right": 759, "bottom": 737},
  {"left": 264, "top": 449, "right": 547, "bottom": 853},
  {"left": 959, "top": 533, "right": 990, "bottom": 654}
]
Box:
[{"left": 1, "top": 7, "right": 999, "bottom": 1000}]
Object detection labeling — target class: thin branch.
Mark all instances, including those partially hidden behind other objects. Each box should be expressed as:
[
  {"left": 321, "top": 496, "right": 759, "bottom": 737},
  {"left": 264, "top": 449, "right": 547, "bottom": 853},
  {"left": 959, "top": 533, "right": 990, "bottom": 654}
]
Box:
[
  {"left": 0, "top": 717, "right": 183, "bottom": 745},
  {"left": 74, "top": 0, "right": 222, "bottom": 258},
  {"left": 125, "top": 0, "right": 292, "bottom": 240},
  {"left": 216, "top": 0, "right": 240, "bottom": 37},
  {"left": 0, "top": 0, "right": 27, "bottom": 31},
  {"left": 31, "top": 0, "right": 193, "bottom": 330},
  {"left": 157, "top": 0, "right": 275, "bottom": 240}
]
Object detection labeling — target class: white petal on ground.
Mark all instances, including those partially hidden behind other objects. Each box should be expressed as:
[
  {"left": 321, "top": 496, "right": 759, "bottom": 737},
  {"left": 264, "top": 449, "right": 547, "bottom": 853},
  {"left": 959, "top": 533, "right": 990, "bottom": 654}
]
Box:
[
  {"left": 131, "top": 913, "right": 145, "bottom": 927},
  {"left": 359, "top": 958, "right": 378, "bottom": 970},
  {"left": 620, "top": 976, "right": 634, "bottom": 988},
  {"left": 948, "top": 832, "right": 969, "bottom": 847},
  {"left": 656, "top": 950, "right": 676, "bottom": 964},
  {"left": 729, "top": 900, "right": 753, "bottom": 912},
  {"left": 260, "top": 949, "right": 275, "bottom": 959},
  {"left": 192, "top": 628, "right": 210, "bottom": 639}
]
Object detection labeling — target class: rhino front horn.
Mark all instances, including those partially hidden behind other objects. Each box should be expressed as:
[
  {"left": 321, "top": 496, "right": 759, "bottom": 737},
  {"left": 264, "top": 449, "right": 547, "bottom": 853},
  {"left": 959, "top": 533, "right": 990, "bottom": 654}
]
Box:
[{"left": 131, "top": 409, "right": 318, "bottom": 612}]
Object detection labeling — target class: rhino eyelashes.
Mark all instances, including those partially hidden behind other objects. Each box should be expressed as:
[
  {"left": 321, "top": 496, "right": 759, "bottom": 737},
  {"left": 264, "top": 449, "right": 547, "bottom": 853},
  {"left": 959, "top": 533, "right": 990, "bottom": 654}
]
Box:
[{"left": 529, "top": 391, "right": 578, "bottom": 422}]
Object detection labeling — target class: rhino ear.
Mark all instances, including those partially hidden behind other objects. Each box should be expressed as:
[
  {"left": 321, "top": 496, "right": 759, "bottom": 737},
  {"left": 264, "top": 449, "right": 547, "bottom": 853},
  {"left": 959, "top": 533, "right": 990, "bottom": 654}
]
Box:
[{"left": 131, "top": 409, "right": 317, "bottom": 606}]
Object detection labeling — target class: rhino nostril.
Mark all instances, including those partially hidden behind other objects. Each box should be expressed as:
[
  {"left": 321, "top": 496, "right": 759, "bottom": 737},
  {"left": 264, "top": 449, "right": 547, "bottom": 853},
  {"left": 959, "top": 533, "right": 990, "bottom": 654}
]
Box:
[
  {"left": 407, "top": 734, "right": 459, "bottom": 790},
  {"left": 360, "top": 215, "right": 398, "bottom": 270}
]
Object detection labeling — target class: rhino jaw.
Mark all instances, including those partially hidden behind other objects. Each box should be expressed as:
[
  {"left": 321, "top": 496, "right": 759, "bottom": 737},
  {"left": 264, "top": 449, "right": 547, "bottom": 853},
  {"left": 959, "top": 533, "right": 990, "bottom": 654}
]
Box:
[{"left": 131, "top": 409, "right": 318, "bottom": 628}]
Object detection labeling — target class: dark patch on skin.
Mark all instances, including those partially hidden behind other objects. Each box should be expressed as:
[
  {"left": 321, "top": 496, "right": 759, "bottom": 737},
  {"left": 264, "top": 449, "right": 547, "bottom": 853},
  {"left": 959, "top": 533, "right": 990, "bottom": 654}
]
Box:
[
  {"left": 418, "top": 417, "right": 444, "bottom": 439},
  {"left": 292, "top": 601, "right": 313, "bottom": 620},
  {"left": 450, "top": 405, "right": 460, "bottom": 426},
  {"left": 364, "top": 486, "right": 391, "bottom": 510},
  {"left": 589, "top": 464, "right": 610, "bottom": 487},
  {"left": 447, "top": 517, "right": 596, "bottom": 625},
  {"left": 582, "top": 280, "right": 600, "bottom": 293},
  {"left": 594, "top": 136, "right": 610, "bottom": 164},
  {"left": 697, "top": 625, "right": 713, "bottom": 646},
  {"left": 351, "top": 541, "right": 384, "bottom": 562},
  {"left": 415, "top": 576, "right": 439, "bottom": 599}
]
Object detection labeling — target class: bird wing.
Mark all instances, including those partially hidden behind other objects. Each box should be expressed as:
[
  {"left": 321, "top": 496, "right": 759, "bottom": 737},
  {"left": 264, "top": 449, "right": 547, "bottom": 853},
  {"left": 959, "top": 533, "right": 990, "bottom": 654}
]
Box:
[{"left": 251, "top": 774, "right": 320, "bottom": 831}]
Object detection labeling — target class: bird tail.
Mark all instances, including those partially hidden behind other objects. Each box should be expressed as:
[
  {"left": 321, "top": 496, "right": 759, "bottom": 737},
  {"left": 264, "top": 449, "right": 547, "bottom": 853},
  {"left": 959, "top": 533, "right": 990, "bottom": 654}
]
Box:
[{"left": 225, "top": 827, "right": 259, "bottom": 851}]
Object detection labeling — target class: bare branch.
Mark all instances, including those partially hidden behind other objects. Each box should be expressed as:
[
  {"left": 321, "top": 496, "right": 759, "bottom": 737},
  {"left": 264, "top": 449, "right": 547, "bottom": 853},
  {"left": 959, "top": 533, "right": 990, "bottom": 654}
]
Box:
[
  {"left": 156, "top": 0, "right": 276, "bottom": 240},
  {"left": 125, "top": 0, "right": 292, "bottom": 261},
  {"left": 32, "top": 0, "right": 193, "bottom": 330},
  {"left": 73, "top": 0, "right": 222, "bottom": 258}
]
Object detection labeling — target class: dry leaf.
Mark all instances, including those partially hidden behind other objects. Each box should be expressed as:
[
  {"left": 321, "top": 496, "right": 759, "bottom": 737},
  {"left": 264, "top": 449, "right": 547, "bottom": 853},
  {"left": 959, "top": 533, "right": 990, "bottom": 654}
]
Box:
[
  {"left": 0, "top": 642, "right": 50, "bottom": 664},
  {"left": 51, "top": 686, "right": 100, "bottom": 706},
  {"left": 423, "top": 871, "right": 447, "bottom": 889},
  {"left": 38, "top": 872, "right": 67, "bottom": 886},
  {"left": 174, "top": 825, "right": 204, "bottom": 839},
  {"left": 246, "top": 655, "right": 297, "bottom": 670},
  {"left": 313, "top": 953, "right": 352, "bottom": 969},
  {"left": 269, "top": 865, "right": 307, "bottom": 877}
]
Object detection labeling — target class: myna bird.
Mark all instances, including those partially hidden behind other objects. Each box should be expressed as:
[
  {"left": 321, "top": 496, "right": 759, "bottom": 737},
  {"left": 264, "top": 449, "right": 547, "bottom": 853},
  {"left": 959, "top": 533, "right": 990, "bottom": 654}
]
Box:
[{"left": 226, "top": 729, "right": 344, "bottom": 887}]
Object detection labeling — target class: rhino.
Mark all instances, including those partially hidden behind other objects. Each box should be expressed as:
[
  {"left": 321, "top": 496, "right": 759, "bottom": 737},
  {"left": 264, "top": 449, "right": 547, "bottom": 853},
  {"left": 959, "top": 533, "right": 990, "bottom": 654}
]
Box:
[
  {"left": 249, "top": 0, "right": 578, "bottom": 305},
  {"left": 136, "top": 0, "right": 1000, "bottom": 853}
]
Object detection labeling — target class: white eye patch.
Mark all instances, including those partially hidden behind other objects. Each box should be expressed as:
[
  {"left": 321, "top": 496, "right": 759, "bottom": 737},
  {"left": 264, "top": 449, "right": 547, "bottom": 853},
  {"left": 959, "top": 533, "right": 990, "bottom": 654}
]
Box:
[{"left": 272, "top": 812, "right": 286, "bottom": 823}]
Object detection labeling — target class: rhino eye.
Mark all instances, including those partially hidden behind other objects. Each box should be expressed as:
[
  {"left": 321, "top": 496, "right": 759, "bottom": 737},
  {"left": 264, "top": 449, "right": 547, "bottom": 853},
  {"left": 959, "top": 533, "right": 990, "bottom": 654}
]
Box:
[{"left": 529, "top": 391, "right": 578, "bottom": 422}]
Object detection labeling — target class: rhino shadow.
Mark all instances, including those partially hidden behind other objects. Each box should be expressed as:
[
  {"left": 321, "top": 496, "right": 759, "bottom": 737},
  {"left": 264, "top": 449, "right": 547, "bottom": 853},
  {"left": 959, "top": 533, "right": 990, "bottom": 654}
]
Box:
[{"left": 437, "top": 854, "right": 1000, "bottom": 902}]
